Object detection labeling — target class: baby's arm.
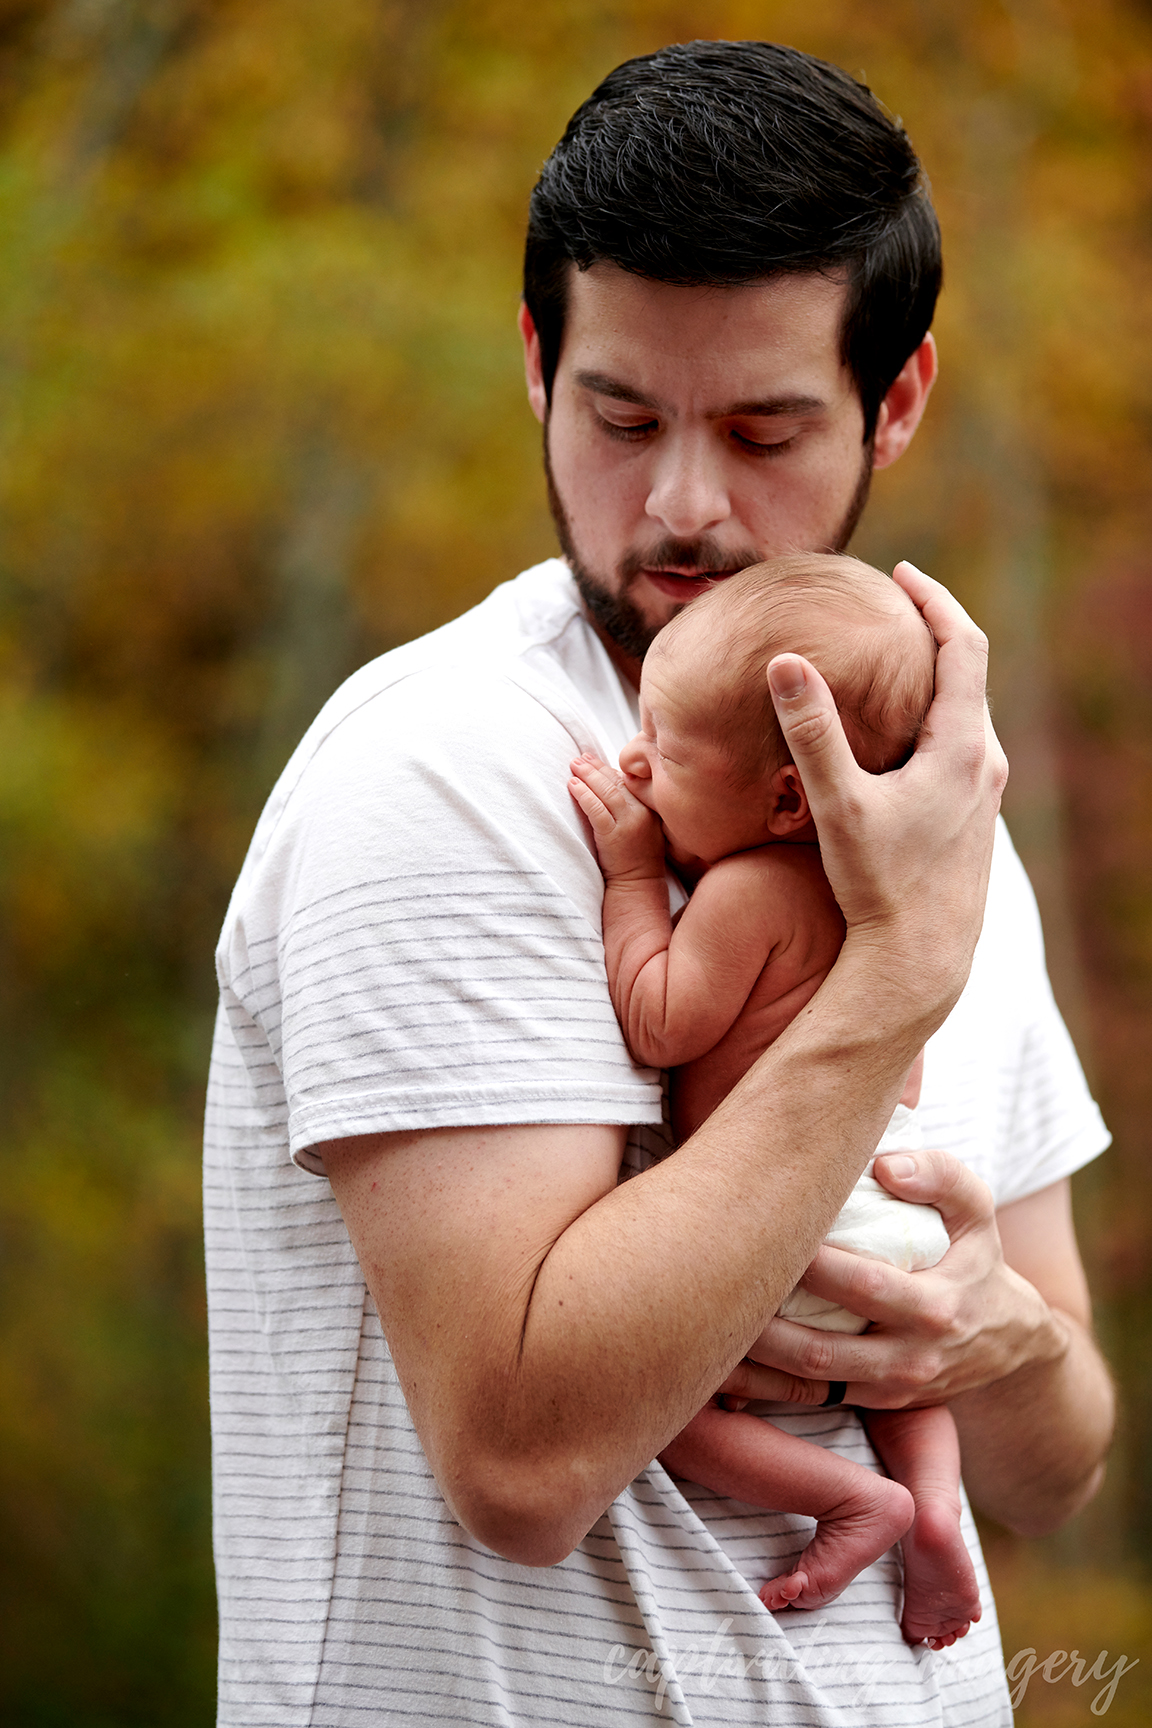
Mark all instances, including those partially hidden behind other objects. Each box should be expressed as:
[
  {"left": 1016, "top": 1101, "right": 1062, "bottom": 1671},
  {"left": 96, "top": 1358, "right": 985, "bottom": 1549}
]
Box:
[{"left": 568, "top": 753, "right": 780, "bottom": 1068}]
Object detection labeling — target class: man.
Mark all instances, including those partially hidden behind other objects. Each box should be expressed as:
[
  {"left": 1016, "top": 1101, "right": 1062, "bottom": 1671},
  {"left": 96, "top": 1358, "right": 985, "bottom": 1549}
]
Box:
[{"left": 205, "top": 40, "right": 1112, "bottom": 1727}]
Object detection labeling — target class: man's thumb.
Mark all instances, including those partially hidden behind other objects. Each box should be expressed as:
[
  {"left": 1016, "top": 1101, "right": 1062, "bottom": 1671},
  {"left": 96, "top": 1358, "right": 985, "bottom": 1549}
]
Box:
[{"left": 767, "top": 654, "right": 859, "bottom": 800}]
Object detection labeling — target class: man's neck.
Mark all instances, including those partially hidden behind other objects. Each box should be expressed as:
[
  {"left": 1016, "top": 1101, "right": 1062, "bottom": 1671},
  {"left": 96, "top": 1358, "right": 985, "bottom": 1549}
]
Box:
[{"left": 577, "top": 594, "right": 643, "bottom": 690}]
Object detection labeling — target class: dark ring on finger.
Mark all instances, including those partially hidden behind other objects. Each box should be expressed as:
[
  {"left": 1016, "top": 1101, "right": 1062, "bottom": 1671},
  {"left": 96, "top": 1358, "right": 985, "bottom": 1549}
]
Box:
[{"left": 822, "top": 1381, "right": 847, "bottom": 1407}]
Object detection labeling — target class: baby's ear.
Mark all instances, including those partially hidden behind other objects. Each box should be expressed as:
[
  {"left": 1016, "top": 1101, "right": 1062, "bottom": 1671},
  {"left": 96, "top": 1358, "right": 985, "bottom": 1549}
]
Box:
[{"left": 764, "top": 762, "right": 812, "bottom": 836}]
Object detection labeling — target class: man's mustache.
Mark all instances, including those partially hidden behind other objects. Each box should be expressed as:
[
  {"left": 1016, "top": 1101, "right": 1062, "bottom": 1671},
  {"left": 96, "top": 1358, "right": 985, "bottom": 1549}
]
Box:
[{"left": 619, "top": 538, "right": 761, "bottom": 581}]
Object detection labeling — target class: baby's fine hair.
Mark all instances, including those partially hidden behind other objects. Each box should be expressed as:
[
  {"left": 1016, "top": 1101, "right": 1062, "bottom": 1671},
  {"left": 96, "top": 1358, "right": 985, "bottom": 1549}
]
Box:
[{"left": 651, "top": 553, "right": 937, "bottom": 782}]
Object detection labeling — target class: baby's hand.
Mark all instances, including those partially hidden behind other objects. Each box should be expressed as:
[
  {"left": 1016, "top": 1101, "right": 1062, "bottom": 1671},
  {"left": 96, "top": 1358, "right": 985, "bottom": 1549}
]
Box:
[{"left": 568, "top": 753, "right": 666, "bottom": 882}]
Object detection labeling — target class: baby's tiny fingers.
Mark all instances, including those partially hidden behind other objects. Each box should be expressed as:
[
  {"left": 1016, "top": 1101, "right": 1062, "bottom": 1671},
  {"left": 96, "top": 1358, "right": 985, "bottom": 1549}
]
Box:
[
  {"left": 570, "top": 755, "right": 621, "bottom": 798},
  {"left": 576, "top": 758, "right": 644, "bottom": 811},
  {"left": 568, "top": 776, "right": 606, "bottom": 810},
  {"left": 568, "top": 777, "right": 615, "bottom": 832}
]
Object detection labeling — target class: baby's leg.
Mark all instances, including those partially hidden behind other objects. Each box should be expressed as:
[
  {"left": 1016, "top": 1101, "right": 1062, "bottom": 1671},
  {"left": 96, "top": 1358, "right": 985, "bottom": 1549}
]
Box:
[
  {"left": 660, "top": 1402, "right": 914, "bottom": 1613},
  {"left": 863, "top": 1405, "right": 982, "bottom": 1649}
]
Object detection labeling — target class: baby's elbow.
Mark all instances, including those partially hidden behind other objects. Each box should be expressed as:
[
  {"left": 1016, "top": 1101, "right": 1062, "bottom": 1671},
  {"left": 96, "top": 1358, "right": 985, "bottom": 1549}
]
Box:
[
  {"left": 630, "top": 1032, "right": 676, "bottom": 1071},
  {"left": 629, "top": 1015, "right": 699, "bottom": 1072}
]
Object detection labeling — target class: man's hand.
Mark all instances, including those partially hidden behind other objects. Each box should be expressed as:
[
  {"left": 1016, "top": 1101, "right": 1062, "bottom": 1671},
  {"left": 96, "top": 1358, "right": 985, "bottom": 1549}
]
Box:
[
  {"left": 768, "top": 560, "right": 1009, "bottom": 1019},
  {"left": 568, "top": 751, "right": 665, "bottom": 881},
  {"left": 717, "top": 1154, "right": 1114, "bottom": 1537},
  {"left": 734, "top": 1150, "right": 1060, "bottom": 1409}
]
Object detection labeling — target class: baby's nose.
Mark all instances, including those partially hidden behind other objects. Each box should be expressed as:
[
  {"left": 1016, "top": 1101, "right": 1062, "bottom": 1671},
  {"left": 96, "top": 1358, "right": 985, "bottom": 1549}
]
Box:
[{"left": 618, "top": 734, "right": 650, "bottom": 779}]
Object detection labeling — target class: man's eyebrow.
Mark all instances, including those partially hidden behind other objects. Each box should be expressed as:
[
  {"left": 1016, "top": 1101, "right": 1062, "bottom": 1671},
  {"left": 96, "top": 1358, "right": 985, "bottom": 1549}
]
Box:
[
  {"left": 573, "top": 370, "right": 663, "bottom": 410},
  {"left": 571, "top": 371, "right": 827, "bottom": 419},
  {"left": 718, "top": 395, "right": 827, "bottom": 418}
]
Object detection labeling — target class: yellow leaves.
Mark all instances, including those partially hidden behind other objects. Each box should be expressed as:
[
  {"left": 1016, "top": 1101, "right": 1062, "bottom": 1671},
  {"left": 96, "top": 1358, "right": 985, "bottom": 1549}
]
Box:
[{"left": 0, "top": 684, "right": 175, "bottom": 968}]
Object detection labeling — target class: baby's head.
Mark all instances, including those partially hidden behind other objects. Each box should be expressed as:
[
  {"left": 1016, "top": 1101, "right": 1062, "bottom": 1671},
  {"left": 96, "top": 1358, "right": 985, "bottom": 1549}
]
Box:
[{"left": 619, "top": 553, "right": 936, "bottom": 867}]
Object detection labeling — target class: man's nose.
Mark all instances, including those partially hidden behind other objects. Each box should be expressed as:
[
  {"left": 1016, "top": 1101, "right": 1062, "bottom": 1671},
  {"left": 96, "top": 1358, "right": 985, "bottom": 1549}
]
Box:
[
  {"left": 645, "top": 434, "right": 732, "bottom": 539},
  {"left": 618, "top": 735, "right": 650, "bottom": 779}
]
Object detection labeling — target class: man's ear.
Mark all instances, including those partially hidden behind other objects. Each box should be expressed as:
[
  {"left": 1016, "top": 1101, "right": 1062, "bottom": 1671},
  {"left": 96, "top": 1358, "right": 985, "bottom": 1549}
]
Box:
[
  {"left": 872, "top": 334, "right": 937, "bottom": 471},
  {"left": 518, "top": 301, "right": 548, "bottom": 426},
  {"left": 764, "top": 762, "right": 812, "bottom": 836}
]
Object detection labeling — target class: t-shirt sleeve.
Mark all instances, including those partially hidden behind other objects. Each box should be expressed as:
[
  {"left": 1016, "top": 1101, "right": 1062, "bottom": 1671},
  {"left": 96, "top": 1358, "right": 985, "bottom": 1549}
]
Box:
[
  {"left": 218, "top": 665, "right": 663, "bottom": 1171},
  {"left": 993, "top": 1003, "right": 1109, "bottom": 1205}
]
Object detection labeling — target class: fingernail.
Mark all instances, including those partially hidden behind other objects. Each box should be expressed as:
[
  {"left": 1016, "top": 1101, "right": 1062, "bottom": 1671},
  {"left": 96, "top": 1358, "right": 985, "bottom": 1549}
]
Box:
[
  {"left": 900, "top": 562, "right": 927, "bottom": 578},
  {"left": 768, "top": 656, "right": 807, "bottom": 701},
  {"left": 884, "top": 1154, "right": 918, "bottom": 1179}
]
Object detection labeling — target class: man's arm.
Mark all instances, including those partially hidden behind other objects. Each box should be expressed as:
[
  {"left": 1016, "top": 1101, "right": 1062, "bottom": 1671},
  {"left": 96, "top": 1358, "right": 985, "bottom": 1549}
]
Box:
[
  {"left": 953, "top": 1176, "right": 1113, "bottom": 1534},
  {"left": 319, "top": 993, "right": 956, "bottom": 1570},
  {"left": 738, "top": 1157, "right": 1113, "bottom": 1535},
  {"left": 320, "top": 570, "right": 1007, "bottom": 1565}
]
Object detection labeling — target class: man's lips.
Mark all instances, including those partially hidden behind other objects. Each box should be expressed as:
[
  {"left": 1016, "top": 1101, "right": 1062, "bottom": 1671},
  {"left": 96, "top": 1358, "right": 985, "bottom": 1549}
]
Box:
[{"left": 642, "top": 568, "right": 741, "bottom": 601}]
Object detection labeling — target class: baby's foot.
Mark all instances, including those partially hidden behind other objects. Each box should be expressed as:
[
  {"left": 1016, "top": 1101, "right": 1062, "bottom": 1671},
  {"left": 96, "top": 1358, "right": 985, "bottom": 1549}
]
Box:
[
  {"left": 759, "top": 1477, "right": 914, "bottom": 1614},
  {"left": 759, "top": 1570, "right": 808, "bottom": 1612},
  {"left": 898, "top": 1491, "right": 982, "bottom": 1647}
]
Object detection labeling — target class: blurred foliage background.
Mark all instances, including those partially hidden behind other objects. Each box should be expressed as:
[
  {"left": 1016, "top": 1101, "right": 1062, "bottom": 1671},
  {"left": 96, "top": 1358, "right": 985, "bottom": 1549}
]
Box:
[{"left": 0, "top": 1, "right": 1149, "bottom": 1722}]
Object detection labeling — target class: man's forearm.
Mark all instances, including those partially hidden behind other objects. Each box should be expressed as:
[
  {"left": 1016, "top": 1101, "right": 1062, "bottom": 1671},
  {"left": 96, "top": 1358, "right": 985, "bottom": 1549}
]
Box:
[
  {"left": 951, "top": 1308, "right": 1114, "bottom": 1536},
  {"left": 331, "top": 933, "right": 940, "bottom": 1565},
  {"left": 435, "top": 941, "right": 941, "bottom": 1560}
]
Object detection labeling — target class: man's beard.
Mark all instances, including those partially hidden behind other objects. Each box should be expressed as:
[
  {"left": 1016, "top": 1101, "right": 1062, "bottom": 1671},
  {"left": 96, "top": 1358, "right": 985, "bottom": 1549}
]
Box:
[{"left": 543, "top": 428, "right": 875, "bottom": 664}]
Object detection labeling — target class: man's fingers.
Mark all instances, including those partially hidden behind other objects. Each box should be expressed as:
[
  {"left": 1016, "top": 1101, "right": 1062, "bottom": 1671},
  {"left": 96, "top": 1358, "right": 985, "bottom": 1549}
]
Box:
[
  {"left": 749, "top": 1308, "right": 911, "bottom": 1402},
  {"left": 893, "top": 559, "right": 986, "bottom": 679},
  {"left": 766, "top": 653, "right": 864, "bottom": 811},
  {"left": 793, "top": 1246, "right": 942, "bottom": 1334},
  {"left": 718, "top": 1356, "right": 831, "bottom": 1408},
  {"left": 871, "top": 1146, "right": 996, "bottom": 1240},
  {"left": 893, "top": 561, "right": 1006, "bottom": 786}
]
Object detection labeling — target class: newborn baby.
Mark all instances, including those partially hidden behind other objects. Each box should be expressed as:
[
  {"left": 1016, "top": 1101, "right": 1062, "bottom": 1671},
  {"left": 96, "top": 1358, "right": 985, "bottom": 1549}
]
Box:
[{"left": 569, "top": 552, "right": 982, "bottom": 1649}]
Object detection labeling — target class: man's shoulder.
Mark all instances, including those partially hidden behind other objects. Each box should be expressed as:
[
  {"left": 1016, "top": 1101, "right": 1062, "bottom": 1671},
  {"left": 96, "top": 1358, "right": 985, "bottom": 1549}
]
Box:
[
  {"left": 218, "top": 560, "right": 625, "bottom": 947},
  {"left": 299, "top": 559, "right": 626, "bottom": 787},
  {"left": 317, "top": 556, "right": 586, "bottom": 723},
  {"left": 302, "top": 558, "right": 626, "bottom": 757},
  {"left": 979, "top": 818, "right": 1045, "bottom": 964},
  {"left": 244, "top": 561, "right": 614, "bottom": 823},
  {"left": 939, "top": 820, "right": 1048, "bottom": 1033}
]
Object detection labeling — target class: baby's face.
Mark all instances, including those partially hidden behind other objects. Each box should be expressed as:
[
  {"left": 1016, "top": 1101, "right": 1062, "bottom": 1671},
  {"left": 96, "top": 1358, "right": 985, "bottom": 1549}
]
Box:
[{"left": 619, "top": 642, "right": 771, "bottom": 869}]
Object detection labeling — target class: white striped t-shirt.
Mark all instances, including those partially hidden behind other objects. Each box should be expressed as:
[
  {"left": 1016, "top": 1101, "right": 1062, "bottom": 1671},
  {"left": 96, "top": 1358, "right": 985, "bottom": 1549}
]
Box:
[{"left": 206, "top": 558, "right": 1109, "bottom": 1727}]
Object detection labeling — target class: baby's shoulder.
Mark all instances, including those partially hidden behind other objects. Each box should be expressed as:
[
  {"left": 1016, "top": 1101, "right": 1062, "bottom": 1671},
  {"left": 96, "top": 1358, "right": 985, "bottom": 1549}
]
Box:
[
  {"left": 707, "top": 841, "right": 834, "bottom": 899},
  {"left": 697, "top": 842, "right": 842, "bottom": 937}
]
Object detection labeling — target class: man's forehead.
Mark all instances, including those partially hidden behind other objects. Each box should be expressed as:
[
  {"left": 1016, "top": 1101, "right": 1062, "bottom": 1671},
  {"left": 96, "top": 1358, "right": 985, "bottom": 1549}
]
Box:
[{"left": 559, "top": 261, "right": 852, "bottom": 401}]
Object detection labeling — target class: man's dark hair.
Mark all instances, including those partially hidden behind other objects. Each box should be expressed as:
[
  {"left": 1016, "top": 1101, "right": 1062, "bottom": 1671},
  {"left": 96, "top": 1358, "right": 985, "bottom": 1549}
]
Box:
[{"left": 524, "top": 40, "right": 941, "bottom": 439}]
